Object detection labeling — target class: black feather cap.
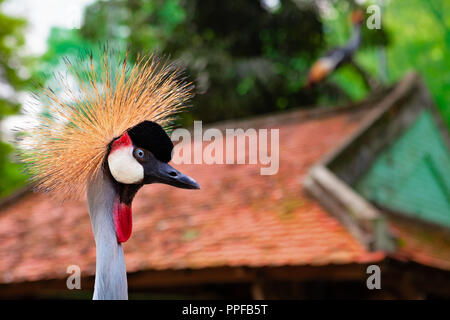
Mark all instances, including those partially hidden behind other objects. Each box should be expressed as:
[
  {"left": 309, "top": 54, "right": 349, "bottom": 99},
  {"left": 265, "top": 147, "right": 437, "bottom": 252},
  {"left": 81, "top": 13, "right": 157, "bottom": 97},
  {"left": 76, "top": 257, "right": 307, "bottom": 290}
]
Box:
[{"left": 127, "top": 121, "right": 173, "bottom": 163}]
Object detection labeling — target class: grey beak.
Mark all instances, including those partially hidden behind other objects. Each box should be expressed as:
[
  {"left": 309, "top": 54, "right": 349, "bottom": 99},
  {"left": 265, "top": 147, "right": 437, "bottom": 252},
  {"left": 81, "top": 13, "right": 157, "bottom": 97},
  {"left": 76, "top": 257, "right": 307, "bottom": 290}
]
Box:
[{"left": 143, "top": 160, "right": 200, "bottom": 190}]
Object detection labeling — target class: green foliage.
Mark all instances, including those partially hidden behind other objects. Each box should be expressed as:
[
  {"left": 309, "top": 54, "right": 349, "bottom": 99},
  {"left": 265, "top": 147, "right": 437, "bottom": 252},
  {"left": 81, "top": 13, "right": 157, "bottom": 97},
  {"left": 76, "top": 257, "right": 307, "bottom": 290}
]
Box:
[
  {"left": 0, "top": 142, "right": 27, "bottom": 198},
  {"left": 79, "top": 0, "right": 324, "bottom": 126},
  {"left": 384, "top": 0, "right": 450, "bottom": 127},
  {"left": 0, "top": 0, "right": 26, "bottom": 117},
  {"left": 0, "top": 0, "right": 30, "bottom": 197},
  {"left": 42, "top": 1, "right": 399, "bottom": 125}
]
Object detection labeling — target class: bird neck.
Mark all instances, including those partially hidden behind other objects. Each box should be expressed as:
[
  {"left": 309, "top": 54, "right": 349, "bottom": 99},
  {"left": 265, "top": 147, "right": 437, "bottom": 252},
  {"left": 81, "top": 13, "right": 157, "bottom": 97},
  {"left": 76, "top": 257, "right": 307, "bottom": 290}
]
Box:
[
  {"left": 87, "top": 170, "right": 128, "bottom": 300},
  {"left": 347, "top": 23, "right": 361, "bottom": 52}
]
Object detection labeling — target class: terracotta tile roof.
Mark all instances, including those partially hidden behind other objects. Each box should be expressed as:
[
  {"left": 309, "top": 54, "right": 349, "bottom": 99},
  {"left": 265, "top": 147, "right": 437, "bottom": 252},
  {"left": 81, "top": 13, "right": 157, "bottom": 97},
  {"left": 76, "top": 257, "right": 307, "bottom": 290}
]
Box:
[
  {"left": 0, "top": 108, "right": 385, "bottom": 284},
  {"left": 389, "top": 218, "right": 450, "bottom": 271}
]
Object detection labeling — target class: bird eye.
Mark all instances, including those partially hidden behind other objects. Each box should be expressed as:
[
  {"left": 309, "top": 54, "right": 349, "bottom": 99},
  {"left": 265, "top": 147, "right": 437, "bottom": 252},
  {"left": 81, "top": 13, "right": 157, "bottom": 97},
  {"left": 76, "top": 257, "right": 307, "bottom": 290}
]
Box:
[{"left": 134, "top": 148, "right": 145, "bottom": 160}]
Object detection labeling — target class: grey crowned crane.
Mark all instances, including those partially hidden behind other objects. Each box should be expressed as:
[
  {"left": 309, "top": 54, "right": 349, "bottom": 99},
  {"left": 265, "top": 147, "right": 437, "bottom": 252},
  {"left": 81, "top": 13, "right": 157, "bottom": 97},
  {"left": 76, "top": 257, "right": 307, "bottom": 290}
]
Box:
[
  {"left": 306, "top": 10, "right": 365, "bottom": 88},
  {"left": 20, "top": 52, "right": 199, "bottom": 300}
]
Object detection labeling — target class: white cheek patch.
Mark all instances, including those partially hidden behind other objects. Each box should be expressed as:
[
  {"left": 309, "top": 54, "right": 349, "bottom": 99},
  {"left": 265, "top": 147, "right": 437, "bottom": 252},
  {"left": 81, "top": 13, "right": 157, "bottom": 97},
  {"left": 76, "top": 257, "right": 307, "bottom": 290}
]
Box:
[{"left": 108, "top": 146, "right": 144, "bottom": 184}]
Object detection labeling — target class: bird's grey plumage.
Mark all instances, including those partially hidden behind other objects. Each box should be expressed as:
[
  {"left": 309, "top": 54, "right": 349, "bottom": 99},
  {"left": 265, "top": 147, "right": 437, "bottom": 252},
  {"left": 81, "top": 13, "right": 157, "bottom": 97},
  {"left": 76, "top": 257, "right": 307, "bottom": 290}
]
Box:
[
  {"left": 346, "top": 24, "right": 361, "bottom": 53},
  {"left": 87, "top": 170, "right": 128, "bottom": 300},
  {"left": 320, "top": 23, "right": 361, "bottom": 71}
]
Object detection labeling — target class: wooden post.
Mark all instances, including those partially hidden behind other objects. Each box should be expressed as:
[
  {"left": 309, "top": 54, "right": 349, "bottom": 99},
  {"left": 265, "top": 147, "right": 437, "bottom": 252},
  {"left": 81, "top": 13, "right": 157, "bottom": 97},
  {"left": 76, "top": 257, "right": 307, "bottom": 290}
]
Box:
[{"left": 251, "top": 278, "right": 265, "bottom": 300}]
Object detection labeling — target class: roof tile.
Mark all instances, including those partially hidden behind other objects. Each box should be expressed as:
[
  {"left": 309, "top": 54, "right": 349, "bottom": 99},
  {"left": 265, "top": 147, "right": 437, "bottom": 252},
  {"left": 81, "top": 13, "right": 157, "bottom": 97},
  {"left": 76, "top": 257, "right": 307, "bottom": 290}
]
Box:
[{"left": 0, "top": 108, "right": 384, "bottom": 283}]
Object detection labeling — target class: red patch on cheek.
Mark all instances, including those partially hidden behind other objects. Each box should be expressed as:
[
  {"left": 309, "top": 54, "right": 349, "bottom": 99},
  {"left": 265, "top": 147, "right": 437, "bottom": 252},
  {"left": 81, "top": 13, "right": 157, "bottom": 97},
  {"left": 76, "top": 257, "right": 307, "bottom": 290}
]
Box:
[
  {"left": 113, "top": 196, "right": 132, "bottom": 243},
  {"left": 111, "top": 132, "right": 132, "bottom": 152},
  {"left": 110, "top": 132, "right": 134, "bottom": 243}
]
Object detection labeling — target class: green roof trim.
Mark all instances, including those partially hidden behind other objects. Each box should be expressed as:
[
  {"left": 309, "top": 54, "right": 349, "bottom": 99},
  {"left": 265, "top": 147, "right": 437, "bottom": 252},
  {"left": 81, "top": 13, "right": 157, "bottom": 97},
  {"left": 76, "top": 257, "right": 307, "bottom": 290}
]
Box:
[{"left": 355, "top": 110, "right": 450, "bottom": 227}]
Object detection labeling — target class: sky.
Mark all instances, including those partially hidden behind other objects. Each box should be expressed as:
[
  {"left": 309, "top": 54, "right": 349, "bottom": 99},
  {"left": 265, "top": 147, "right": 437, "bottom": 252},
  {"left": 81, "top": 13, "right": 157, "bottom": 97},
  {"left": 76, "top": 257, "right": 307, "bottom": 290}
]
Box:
[{"left": 2, "top": 0, "right": 96, "bottom": 55}]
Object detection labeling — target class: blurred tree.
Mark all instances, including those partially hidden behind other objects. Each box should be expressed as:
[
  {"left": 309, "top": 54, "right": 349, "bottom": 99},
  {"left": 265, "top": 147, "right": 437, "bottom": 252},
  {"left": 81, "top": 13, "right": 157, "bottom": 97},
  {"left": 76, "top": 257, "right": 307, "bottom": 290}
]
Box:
[
  {"left": 0, "top": 0, "right": 30, "bottom": 197},
  {"left": 33, "top": 0, "right": 450, "bottom": 128},
  {"left": 384, "top": 0, "right": 450, "bottom": 127},
  {"left": 80, "top": 0, "right": 324, "bottom": 125}
]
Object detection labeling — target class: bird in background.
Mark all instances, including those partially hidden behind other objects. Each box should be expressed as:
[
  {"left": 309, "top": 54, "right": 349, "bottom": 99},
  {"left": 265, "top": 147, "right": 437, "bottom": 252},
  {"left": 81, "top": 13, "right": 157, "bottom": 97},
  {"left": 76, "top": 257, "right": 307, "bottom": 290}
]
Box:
[
  {"left": 306, "top": 10, "right": 365, "bottom": 88},
  {"left": 20, "top": 50, "right": 200, "bottom": 300}
]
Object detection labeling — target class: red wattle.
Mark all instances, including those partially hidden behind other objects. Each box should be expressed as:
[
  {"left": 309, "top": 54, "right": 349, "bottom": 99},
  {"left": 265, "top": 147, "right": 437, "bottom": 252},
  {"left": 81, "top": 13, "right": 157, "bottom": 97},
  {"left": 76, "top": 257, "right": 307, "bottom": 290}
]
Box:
[
  {"left": 111, "top": 132, "right": 132, "bottom": 152},
  {"left": 113, "top": 196, "right": 132, "bottom": 243}
]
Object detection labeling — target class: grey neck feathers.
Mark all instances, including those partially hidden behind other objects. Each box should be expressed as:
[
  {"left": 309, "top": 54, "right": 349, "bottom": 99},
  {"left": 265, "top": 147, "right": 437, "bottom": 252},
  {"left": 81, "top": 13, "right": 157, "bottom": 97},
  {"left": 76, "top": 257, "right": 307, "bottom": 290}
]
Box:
[
  {"left": 87, "top": 170, "right": 128, "bottom": 300},
  {"left": 346, "top": 24, "right": 361, "bottom": 52}
]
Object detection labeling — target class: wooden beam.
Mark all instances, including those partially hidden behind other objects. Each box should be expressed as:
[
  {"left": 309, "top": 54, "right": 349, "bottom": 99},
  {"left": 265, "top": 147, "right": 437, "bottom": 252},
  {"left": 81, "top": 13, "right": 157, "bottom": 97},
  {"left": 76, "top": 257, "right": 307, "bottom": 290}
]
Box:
[
  {"left": 0, "top": 264, "right": 372, "bottom": 298},
  {"left": 304, "top": 172, "right": 373, "bottom": 246},
  {"left": 305, "top": 165, "right": 394, "bottom": 251}
]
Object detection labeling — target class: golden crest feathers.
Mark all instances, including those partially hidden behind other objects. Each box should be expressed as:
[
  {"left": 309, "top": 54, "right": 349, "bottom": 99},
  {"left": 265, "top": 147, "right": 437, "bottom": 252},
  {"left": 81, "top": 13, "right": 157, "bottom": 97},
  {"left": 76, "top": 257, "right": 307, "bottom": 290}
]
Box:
[{"left": 20, "top": 50, "right": 193, "bottom": 199}]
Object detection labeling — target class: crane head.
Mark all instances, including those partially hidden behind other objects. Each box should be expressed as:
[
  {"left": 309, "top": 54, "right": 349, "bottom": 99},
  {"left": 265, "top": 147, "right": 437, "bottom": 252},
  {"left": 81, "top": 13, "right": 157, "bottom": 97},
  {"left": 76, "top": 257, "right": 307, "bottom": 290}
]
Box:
[
  {"left": 351, "top": 10, "right": 364, "bottom": 25},
  {"left": 107, "top": 120, "right": 199, "bottom": 189},
  {"left": 106, "top": 121, "right": 199, "bottom": 243}
]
